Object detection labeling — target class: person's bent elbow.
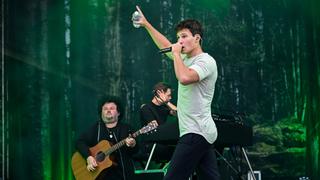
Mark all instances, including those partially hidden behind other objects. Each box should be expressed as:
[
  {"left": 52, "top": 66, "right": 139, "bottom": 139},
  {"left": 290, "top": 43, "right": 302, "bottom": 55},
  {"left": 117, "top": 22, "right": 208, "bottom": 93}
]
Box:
[
  {"left": 179, "top": 74, "right": 199, "bottom": 85},
  {"left": 179, "top": 76, "right": 193, "bottom": 85}
]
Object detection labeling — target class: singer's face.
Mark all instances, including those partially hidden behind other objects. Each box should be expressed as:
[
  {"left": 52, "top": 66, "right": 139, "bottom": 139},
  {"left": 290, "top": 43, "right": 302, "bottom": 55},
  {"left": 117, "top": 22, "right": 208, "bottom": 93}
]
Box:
[
  {"left": 177, "top": 29, "right": 199, "bottom": 54},
  {"left": 101, "top": 102, "right": 120, "bottom": 124}
]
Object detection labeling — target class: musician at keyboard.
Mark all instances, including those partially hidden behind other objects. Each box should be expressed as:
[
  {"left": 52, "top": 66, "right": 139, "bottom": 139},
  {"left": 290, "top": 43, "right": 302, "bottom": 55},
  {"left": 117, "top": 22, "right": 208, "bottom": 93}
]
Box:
[{"left": 139, "top": 82, "right": 177, "bottom": 162}]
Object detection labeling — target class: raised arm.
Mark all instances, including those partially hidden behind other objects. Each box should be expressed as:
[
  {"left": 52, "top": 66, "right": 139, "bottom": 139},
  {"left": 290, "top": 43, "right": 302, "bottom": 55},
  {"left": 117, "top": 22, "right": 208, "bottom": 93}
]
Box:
[
  {"left": 134, "top": 6, "right": 201, "bottom": 85},
  {"left": 135, "top": 6, "right": 173, "bottom": 59}
]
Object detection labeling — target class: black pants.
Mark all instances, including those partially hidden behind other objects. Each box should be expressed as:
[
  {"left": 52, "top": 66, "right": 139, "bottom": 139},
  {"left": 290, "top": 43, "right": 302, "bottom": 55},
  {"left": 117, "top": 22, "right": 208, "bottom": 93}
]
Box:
[
  {"left": 164, "top": 133, "right": 220, "bottom": 180},
  {"left": 96, "top": 166, "right": 124, "bottom": 180}
]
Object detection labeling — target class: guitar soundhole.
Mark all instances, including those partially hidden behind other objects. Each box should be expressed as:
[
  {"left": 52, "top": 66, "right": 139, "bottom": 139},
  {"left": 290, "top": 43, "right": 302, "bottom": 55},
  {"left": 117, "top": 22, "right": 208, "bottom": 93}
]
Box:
[{"left": 95, "top": 151, "right": 106, "bottom": 162}]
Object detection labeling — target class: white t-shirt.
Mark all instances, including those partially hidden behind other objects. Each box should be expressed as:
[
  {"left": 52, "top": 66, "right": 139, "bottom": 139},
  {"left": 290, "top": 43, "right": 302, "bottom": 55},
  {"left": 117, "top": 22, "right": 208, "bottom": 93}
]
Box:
[{"left": 177, "top": 53, "right": 218, "bottom": 144}]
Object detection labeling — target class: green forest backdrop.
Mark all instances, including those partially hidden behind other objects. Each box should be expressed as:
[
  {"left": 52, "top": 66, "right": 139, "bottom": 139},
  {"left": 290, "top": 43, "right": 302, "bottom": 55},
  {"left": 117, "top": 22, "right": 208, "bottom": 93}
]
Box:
[{"left": 1, "top": 0, "right": 320, "bottom": 179}]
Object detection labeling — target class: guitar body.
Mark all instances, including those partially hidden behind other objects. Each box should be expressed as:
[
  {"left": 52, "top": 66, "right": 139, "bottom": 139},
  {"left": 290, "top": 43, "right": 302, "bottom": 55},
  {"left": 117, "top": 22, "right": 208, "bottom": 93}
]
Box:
[{"left": 71, "top": 140, "right": 113, "bottom": 180}]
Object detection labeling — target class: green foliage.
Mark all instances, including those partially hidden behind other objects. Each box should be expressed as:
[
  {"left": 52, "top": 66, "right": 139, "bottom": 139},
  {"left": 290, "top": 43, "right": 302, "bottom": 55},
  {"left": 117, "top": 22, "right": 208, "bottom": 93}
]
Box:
[
  {"left": 251, "top": 116, "right": 305, "bottom": 150},
  {"left": 254, "top": 125, "right": 283, "bottom": 146},
  {"left": 249, "top": 116, "right": 306, "bottom": 178},
  {"left": 277, "top": 117, "right": 306, "bottom": 148}
]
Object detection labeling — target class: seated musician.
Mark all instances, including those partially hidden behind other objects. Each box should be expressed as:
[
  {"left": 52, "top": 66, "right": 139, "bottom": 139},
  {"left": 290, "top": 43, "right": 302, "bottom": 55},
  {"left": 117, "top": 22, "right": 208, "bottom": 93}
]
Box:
[
  {"left": 75, "top": 96, "right": 138, "bottom": 180},
  {"left": 139, "top": 82, "right": 177, "bottom": 163}
]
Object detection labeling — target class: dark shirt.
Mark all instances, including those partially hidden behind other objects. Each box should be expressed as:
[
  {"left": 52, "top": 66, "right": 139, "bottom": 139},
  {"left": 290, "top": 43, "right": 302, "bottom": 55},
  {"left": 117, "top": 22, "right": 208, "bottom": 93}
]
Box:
[
  {"left": 140, "top": 102, "right": 171, "bottom": 125},
  {"left": 76, "top": 121, "right": 139, "bottom": 180},
  {"left": 139, "top": 102, "right": 174, "bottom": 161}
]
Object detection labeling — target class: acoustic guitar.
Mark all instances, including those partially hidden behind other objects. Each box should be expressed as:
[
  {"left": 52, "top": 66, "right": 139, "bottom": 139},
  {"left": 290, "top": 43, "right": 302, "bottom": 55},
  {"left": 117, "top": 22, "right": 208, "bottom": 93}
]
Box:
[{"left": 71, "top": 123, "right": 157, "bottom": 180}]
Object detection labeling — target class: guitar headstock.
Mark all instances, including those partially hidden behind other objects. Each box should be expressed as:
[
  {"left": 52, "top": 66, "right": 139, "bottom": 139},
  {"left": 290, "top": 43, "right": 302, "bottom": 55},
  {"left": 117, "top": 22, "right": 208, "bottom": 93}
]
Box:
[{"left": 139, "top": 121, "right": 158, "bottom": 135}]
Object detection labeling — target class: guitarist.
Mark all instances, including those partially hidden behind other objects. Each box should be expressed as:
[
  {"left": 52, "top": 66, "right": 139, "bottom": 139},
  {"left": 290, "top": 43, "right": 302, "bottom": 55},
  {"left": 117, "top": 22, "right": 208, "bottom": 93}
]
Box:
[{"left": 75, "top": 96, "right": 139, "bottom": 180}]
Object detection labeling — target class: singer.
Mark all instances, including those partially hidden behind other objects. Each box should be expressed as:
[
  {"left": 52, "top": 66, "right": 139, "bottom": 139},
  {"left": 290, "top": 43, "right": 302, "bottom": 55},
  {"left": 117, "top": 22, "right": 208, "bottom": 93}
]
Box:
[{"left": 133, "top": 5, "right": 220, "bottom": 180}]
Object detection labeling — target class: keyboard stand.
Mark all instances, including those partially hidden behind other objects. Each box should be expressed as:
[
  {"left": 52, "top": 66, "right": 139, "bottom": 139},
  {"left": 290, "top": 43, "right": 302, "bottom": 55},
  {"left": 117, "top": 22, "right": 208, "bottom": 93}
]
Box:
[
  {"left": 144, "top": 143, "right": 157, "bottom": 170},
  {"left": 215, "top": 149, "right": 245, "bottom": 180},
  {"left": 242, "top": 147, "right": 256, "bottom": 180},
  {"left": 215, "top": 147, "right": 256, "bottom": 180}
]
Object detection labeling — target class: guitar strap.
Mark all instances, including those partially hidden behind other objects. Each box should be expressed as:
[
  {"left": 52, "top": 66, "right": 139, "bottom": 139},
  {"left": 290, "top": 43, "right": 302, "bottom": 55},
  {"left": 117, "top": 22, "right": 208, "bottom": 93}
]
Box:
[
  {"left": 96, "top": 121, "right": 127, "bottom": 180},
  {"left": 97, "top": 121, "right": 101, "bottom": 143}
]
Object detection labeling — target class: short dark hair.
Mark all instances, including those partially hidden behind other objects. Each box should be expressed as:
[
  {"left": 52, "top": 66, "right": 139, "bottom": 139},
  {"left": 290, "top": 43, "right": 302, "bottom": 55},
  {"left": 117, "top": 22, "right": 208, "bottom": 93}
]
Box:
[
  {"left": 97, "top": 95, "right": 124, "bottom": 120},
  {"left": 152, "top": 82, "right": 172, "bottom": 96},
  {"left": 175, "top": 19, "right": 203, "bottom": 40}
]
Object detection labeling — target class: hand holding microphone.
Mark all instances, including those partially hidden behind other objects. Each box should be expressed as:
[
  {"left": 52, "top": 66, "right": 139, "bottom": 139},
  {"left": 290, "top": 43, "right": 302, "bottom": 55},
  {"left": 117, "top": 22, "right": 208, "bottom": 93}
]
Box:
[
  {"left": 159, "top": 43, "right": 183, "bottom": 54},
  {"left": 158, "top": 47, "right": 172, "bottom": 54}
]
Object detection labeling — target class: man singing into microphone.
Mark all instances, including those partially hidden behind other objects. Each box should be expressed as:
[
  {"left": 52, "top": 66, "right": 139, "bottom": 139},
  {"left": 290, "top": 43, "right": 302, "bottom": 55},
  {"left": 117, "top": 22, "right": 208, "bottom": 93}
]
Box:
[{"left": 133, "top": 6, "right": 220, "bottom": 180}]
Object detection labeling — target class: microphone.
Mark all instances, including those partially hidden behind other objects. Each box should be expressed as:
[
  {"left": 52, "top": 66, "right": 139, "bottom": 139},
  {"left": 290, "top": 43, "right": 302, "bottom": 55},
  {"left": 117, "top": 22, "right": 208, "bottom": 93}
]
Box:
[{"left": 158, "top": 47, "right": 172, "bottom": 54}]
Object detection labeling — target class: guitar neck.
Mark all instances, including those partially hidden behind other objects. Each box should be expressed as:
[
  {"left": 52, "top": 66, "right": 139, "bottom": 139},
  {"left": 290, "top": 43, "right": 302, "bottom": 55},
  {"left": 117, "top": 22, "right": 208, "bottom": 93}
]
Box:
[{"left": 104, "top": 130, "right": 140, "bottom": 155}]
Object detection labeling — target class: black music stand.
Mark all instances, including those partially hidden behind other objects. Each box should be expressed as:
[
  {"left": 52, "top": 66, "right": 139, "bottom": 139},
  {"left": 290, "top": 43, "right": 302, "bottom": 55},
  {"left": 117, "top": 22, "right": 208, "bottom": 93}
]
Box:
[
  {"left": 216, "top": 146, "right": 256, "bottom": 180},
  {"left": 144, "top": 143, "right": 157, "bottom": 170},
  {"left": 134, "top": 143, "right": 168, "bottom": 180},
  {"left": 215, "top": 148, "right": 244, "bottom": 180}
]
